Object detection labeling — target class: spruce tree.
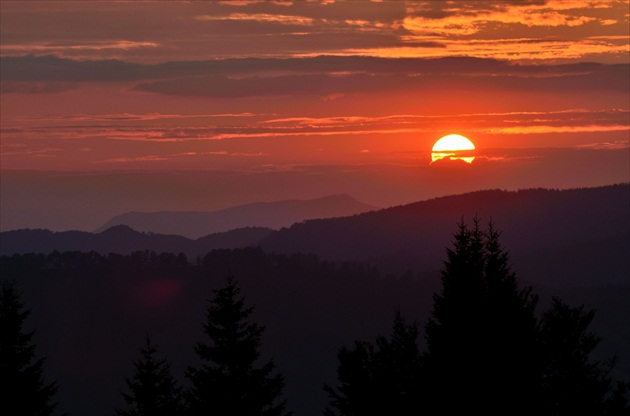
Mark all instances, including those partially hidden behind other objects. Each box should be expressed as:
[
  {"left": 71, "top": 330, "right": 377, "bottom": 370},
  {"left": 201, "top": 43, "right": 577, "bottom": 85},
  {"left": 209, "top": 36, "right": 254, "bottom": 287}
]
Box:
[
  {"left": 185, "top": 276, "right": 289, "bottom": 416},
  {"left": 324, "top": 311, "right": 424, "bottom": 416},
  {"left": 116, "top": 334, "right": 183, "bottom": 416},
  {"left": 424, "top": 218, "right": 540, "bottom": 414},
  {"left": 539, "top": 297, "right": 629, "bottom": 414},
  {"left": 0, "top": 280, "right": 58, "bottom": 416}
]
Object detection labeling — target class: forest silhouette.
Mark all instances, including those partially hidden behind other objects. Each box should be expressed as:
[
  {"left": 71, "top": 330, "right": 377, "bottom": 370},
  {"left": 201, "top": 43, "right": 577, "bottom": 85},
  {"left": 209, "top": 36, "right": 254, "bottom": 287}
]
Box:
[
  {"left": 324, "top": 219, "right": 628, "bottom": 415},
  {"left": 1, "top": 219, "right": 628, "bottom": 415}
]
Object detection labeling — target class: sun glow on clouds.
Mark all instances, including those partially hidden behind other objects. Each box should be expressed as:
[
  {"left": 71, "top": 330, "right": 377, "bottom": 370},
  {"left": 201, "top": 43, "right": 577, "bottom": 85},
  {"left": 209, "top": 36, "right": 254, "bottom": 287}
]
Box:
[
  {"left": 330, "top": 38, "right": 628, "bottom": 61},
  {"left": 2, "top": 105, "right": 627, "bottom": 171},
  {"left": 494, "top": 125, "right": 630, "bottom": 135},
  {"left": 404, "top": 0, "right": 619, "bottom": 34},
  {"left": 0, "top": 1, "right": 628, "bottom": 175},
  {"left": 196, "top": 13, "right": 314, "bottom": 25},
  {"left": 5, "top": 108, "right": 628, "bottom": 139},
  {"left": 1, "top": 1, "right": 627, "bottom": 63},
  {"left": 99, "top": 155, "right": 170, "bottom": 164},
  {"left": 403, "top": 9, "right": 596, "bottom": 37},
  {"left": 1, "top": 40, "right": 160, "bottom": 55}
]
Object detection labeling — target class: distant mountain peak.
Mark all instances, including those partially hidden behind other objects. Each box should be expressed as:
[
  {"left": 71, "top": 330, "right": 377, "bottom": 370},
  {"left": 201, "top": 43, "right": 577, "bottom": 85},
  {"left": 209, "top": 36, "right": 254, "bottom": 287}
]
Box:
[
  {"left": 98, "top": 224, "right": 137, "bottom": 235},
  {"left": 93, "top": 194, "right": 377, "bottom": 239}
]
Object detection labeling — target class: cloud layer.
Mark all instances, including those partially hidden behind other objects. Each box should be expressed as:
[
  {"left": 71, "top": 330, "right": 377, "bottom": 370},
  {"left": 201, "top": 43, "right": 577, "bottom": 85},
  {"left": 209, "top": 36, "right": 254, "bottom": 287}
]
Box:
[
  {"left": 1, "top": 1, "right": 628, "bottom": 63},
  {"left": 0, "top": 1, "right": 627, "bottom": 185},
  {"left": 2, "top": 55, "right": 628, "bottom": 99}
]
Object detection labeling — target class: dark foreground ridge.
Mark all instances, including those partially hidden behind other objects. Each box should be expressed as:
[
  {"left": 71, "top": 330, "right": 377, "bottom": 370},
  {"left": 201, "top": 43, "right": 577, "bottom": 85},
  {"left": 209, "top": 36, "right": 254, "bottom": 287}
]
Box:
[{"left": 2, "top": 235, "right": 628, "bottom": 415}]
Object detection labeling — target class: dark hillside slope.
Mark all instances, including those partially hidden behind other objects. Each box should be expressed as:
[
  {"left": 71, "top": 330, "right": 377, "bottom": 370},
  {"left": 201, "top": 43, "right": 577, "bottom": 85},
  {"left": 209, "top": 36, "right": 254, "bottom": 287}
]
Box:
[
  {"left": 0, "top": 226, "right": 273, "bottom": 258},
  {"left": 260, "top": 184, "right": 630, "bottom": 286}
]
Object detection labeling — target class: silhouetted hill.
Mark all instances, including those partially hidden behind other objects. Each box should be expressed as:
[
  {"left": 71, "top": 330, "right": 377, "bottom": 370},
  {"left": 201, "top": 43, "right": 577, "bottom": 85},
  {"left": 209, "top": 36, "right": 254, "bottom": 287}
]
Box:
[
  {"left": 0, "top": 225, "right": 273, "bottom": 258},
  {"left": 3, "top": 184, "right": 628, "bottom": 286},
  {"left": 195, "top": 226, "right": 275, "bottom": 251},
  {"left": 94, "top": 194, "right": 377, "bottom": 238},
  {"left": 260, "top": 184, "right": 630, "bottom": 286}
]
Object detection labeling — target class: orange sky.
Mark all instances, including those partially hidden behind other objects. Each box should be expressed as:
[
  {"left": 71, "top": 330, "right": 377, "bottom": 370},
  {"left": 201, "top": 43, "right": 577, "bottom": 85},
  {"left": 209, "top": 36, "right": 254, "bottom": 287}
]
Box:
[{"left": 1, "top": 1, "right": 628, "bottom": 230}]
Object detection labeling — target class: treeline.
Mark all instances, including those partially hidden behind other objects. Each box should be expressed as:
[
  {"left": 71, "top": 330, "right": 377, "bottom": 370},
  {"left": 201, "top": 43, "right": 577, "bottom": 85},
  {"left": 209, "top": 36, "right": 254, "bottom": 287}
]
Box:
[
  {"left": 1, "top": 220, "right": 629, "bottom": 415},
  {"left": 0, "top": 248, "right": 379, "bottom": 282}
]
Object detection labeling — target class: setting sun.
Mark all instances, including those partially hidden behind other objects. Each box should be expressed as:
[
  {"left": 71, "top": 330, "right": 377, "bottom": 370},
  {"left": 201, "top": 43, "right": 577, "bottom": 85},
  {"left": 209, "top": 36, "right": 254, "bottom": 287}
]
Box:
[
  {"left": 432, "top": 134, "right": 475, "bottom": 152},
  {"left": 431, "top": 134, "right": 476, "bottom": 164}
]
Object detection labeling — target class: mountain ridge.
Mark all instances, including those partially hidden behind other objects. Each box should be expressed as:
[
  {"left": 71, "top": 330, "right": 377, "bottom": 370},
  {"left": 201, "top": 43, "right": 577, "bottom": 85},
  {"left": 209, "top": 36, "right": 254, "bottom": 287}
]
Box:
[
  {"left": 93, "top": 193, "right": 377, "bottom": 238},
  {"left": 0, "top": 226, "right": 274, "bottom": 259},
  {"left": 2, "top": 184, "right": 628, "bottom": 286},
  {"left": 258, "top": 184, "right": 630, "bottom": 285}
]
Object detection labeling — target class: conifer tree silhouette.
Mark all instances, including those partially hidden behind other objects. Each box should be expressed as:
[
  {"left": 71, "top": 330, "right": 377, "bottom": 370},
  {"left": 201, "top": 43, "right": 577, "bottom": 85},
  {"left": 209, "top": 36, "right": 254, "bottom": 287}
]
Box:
[
  {"left": 185, "top": 276, "right": 289, "bottom": 416},
  {"left": 0, "top": 280, "right": 58, "bottom": 416},
  {"left": 116, "top": 334, "right": 183, "bottom": 416},
  {"left": 424, "top": 218, "right": 628, "bottom": 413},
  {"left": 324, "top": 311, "right": 423, "bottom": 416},
  {"left": 424, "top": 218, "right": 540, "bottom": 414},
  {"left": 324, "top": 218, "right": 628, "bottom": 414},
  {"left": 539, "top": 297, "right": 629, "bottom": 414}
]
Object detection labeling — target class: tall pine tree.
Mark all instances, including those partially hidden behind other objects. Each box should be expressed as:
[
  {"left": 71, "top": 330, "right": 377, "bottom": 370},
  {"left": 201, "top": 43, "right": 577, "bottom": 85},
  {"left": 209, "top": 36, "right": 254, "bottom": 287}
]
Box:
[
  {"left": 424, "top": 218, "right": 540, "bottom": 414},
  {"left": 0, "top": 280, "right": 58, "bottom": 416},
  {"left": 116, "top": 334, "right": 183, "bottom": 416},
  {"left": 185, "top": 276, "right": 289, "bottom": 416}
]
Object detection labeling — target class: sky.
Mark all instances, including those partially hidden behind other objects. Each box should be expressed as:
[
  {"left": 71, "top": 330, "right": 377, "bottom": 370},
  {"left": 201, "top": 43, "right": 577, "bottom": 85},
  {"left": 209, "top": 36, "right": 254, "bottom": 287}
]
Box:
[{"left": 1, "top": 0, "right": 629, "bottom": 231}]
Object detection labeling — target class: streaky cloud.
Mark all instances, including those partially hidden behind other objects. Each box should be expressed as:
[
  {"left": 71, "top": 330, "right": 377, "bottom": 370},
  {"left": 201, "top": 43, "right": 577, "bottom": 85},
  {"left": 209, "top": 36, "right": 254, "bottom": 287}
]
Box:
[
  {"left": 494, "top": 124, "right": 629, "bottom": 135},
  {"left": 4, "top": 54, "right": 627, "bottom": 90}
]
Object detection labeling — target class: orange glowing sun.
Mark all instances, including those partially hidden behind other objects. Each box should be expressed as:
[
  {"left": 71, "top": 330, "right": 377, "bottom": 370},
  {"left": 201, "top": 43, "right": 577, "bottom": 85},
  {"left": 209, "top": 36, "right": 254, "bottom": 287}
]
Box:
[{"left": 431, "top": 134, "right": 476, "bottom": 164}]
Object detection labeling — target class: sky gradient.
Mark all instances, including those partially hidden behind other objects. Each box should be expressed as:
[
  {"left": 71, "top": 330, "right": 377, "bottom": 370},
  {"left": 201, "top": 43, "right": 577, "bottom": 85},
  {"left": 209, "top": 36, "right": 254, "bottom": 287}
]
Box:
[{"left": 1, "top": 1, "right": 628, "bottom": 231}]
